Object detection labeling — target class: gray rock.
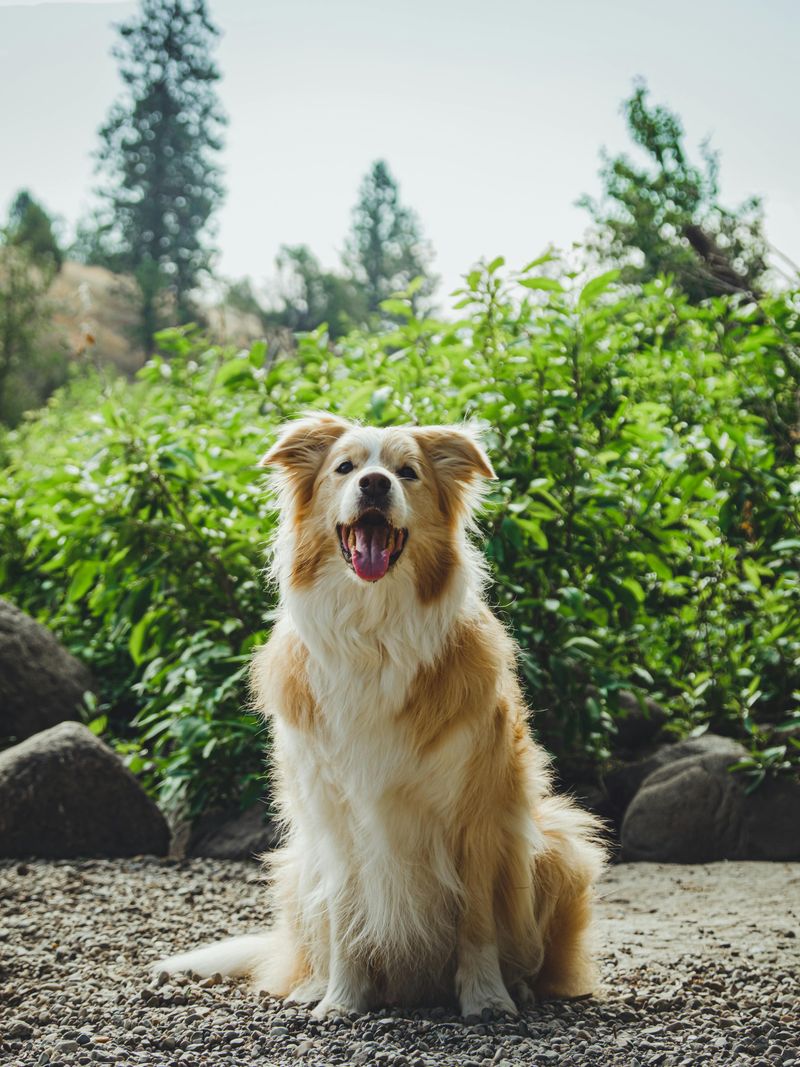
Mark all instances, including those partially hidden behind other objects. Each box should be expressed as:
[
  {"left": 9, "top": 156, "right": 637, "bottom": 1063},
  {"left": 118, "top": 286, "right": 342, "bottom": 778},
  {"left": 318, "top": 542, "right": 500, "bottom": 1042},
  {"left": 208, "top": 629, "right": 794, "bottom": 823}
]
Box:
[
  {"left": 604, "top": 733, "right": 747, "bottom": 813},
  {"left": 621, "top": 751, "right": 800, "bottom": 862},
  {"left": 611, "top": 691, "right": 669, "bottom": 750},
  {"left": 0, "top": 598, "right": 93, "bottom": 742},
  {"left": 187, "top": 800, "right": 281, "bottom": 861},
  {"left": 0, "top": 721, "right": 169, "bottom": 858}
]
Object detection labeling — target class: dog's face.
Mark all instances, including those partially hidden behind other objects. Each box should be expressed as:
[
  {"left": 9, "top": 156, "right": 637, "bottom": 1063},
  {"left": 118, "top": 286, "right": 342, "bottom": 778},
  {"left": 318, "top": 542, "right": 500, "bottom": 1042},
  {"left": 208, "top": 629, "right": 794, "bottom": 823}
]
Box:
[{"left": 262, "top": 414, "right": 495, "bottom": 600}]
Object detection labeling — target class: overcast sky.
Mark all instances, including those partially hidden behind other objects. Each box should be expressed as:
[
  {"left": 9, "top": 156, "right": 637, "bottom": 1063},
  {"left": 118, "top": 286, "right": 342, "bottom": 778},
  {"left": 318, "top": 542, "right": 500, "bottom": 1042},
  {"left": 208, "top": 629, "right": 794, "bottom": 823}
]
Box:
[{"left": 1, "top": 0, "right": 798, "bottom": 301}]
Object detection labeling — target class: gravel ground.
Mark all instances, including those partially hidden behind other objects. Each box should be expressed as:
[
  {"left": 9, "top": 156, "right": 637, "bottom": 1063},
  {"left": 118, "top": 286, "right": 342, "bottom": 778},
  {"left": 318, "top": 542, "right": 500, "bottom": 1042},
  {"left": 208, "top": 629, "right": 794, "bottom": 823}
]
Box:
[{"left": 1, "top": 858, "right": 798, "bottom": 1067}]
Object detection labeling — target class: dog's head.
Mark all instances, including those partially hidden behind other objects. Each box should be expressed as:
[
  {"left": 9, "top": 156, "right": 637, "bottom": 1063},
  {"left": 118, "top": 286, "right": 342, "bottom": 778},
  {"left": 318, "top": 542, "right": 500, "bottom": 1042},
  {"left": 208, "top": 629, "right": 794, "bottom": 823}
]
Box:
[{"left": 261, "top": 414, "right": 495, "bottom": 602}]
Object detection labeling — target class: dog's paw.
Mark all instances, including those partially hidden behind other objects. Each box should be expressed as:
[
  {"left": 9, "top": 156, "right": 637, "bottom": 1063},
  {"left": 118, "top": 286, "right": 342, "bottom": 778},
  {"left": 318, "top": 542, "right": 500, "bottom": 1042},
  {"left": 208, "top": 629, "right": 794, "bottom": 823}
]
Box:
[
  {"left": 459, "top": 989, "right": 518, "bottom": 1019},
  {"left": 311, "top": 995, "right": 364, "bottom": 1020},
  {"left": 286, "top": 977, "right": 328, "bottom": 1005},
  {"left": 510, "top": 978, "right": 536, "bottom": 1010}
]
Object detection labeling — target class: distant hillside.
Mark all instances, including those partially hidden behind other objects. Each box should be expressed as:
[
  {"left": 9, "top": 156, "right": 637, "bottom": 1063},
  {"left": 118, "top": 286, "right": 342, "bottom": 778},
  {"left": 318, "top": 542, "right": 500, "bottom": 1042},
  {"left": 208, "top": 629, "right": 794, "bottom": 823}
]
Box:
[{"left": 49, "top": 261, "right": 265, "bottom": 375}]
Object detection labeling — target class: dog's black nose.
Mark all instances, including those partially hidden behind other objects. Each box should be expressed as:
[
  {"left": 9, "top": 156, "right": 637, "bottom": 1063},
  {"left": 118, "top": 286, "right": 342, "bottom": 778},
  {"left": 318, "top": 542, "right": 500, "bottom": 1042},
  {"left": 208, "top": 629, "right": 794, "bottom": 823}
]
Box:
[{"left": 359, "top": 472, "right": 391, "bottom": 499}]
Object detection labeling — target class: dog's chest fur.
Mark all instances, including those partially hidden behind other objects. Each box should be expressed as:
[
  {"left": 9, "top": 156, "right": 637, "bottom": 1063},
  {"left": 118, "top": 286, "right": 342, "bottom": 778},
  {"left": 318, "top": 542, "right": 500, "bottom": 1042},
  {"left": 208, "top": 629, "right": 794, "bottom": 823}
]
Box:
[
  {"left": 283, "top": 574, "right": 477, "bottom": 801},
  {"left": 271, "top": 576, "right": 482, "bottom": 964}
]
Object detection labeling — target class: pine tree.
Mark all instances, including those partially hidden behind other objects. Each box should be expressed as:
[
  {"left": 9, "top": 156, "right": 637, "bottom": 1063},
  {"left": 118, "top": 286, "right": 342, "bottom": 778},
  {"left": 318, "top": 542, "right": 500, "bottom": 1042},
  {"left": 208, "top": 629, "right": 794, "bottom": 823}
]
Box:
[
  {"left": 581, "top": 82, "right": 767, "bottom": 302},
  {"left": 0, "top": 200, "right": 67, "bottom": 425},
  {"left": 343, "top": 161, "right": 436, "bottom": 316},
  {"left": 7, "top": 191, "right": 62, "bottom": 272},
  {"left": 94, "top": 0, "right": 225, "bottom": 345}
]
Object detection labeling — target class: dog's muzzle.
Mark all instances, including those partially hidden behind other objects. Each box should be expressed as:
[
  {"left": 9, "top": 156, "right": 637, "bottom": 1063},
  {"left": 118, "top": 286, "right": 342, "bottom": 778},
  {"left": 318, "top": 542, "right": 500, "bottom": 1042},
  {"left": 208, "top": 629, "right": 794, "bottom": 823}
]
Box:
[{"left": 337, "top": 511, "right": 408, "bottom": 582}]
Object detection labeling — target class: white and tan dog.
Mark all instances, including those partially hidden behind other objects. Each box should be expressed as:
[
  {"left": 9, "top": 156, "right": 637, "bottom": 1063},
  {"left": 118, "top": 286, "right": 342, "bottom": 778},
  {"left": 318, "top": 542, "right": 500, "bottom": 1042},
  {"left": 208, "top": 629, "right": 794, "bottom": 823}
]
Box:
[{"left": 156, "top": 414, "right": 606, "bottom": 1018}]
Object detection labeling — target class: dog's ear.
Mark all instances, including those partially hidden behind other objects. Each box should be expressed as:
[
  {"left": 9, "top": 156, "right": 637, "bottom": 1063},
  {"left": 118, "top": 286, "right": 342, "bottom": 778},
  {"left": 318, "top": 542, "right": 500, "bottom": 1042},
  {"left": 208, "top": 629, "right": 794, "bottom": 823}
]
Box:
[
  {"left": 259, "top": 412, "right": 350, "bottom": 471},
  {"left": 412, "top": 425, "right": 496, "bottom": 483},
  {"left": 260, "top": 413, "right": 350, "bottom": 506}
]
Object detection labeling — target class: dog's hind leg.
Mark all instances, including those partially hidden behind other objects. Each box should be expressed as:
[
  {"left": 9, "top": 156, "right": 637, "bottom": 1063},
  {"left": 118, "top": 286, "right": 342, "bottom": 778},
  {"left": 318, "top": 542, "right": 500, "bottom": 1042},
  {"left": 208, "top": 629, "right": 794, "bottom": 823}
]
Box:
[
  {"left": 455, "top": 823, "right": 518, "bottom": 1017},
  {"left": 530, "top": 795, "right": 607, "bottom": 998}
]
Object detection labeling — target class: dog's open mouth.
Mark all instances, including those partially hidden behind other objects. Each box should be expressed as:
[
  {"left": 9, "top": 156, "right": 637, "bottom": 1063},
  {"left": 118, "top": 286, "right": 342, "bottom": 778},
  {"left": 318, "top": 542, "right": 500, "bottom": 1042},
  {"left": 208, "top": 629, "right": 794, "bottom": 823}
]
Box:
[{"left": 337, "top": 512, "right": 408, "bottom": 582}]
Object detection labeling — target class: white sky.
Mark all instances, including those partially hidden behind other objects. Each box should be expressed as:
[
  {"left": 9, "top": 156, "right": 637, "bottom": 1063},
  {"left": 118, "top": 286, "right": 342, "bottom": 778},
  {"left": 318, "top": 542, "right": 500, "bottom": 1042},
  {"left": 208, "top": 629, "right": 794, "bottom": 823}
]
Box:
[{"left": 1, "top": 0, "right": 798, "bottom": 301}]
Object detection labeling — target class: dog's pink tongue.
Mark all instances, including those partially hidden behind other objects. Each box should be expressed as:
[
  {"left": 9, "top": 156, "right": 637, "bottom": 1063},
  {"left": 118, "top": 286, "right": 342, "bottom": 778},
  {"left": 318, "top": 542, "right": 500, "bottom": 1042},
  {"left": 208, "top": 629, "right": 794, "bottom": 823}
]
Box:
[{"left": 352, "top": 523, "right": 390, "bottom": 582}]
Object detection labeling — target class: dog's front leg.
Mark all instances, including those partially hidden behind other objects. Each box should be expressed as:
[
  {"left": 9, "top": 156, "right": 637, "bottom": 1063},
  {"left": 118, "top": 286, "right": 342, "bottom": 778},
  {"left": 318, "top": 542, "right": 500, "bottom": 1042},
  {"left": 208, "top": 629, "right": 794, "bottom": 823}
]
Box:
[
  {"left": 455, "top": 852, "right": 517, "bottom": 1018},
  {"left": 311, "top": 907, "right": 372, "bottom": 1019}
]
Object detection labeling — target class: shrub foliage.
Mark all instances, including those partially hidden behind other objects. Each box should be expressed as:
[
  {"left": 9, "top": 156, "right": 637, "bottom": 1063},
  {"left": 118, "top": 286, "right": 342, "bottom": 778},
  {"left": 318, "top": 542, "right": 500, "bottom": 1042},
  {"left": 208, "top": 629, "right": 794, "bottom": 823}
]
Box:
[{"left": 1, "top": 258, "right": 798, "bottom": 814}]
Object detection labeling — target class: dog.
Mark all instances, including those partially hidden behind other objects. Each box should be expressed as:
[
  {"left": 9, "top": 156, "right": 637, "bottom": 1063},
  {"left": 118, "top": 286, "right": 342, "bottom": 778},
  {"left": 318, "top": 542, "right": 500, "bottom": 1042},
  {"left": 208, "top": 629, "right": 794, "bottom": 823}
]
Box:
[{"left": 156, "top": 414, "right": 606, "bottom": 1018}]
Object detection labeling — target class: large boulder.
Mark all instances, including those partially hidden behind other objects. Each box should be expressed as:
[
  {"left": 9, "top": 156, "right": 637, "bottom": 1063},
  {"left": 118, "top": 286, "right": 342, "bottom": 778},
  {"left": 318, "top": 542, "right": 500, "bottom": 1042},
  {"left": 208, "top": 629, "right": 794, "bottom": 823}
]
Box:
[
  {"left": 604, "top": 733, "right": 747, "bottom": 813},
  {"left": 0, "top": 598, "right": 93, "bottom": 742},
  {"left": 0, "top": 721, "right": 169, "bottom": 858},
  {"left": 186, "top": 800, "right": 281, "bottom": 861},
  {"left": 621, "top": 752, "right": 800, "bottom": 862}
]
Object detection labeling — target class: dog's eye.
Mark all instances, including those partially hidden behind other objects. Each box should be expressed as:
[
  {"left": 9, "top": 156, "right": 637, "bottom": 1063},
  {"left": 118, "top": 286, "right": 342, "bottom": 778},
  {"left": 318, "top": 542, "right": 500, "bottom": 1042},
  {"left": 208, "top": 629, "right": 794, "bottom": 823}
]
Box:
[
  {"left": 397, "top": 465, "right": 418, "bottom": 481},
  {"left": 335, "top": 460, "right": 354, "bottom": 475}
]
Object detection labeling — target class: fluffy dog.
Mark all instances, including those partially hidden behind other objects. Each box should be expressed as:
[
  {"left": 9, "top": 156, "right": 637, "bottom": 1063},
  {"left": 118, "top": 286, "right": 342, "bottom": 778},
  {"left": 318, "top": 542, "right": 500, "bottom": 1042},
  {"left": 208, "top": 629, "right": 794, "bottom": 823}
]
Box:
[{"left": 156, "top": 414, "right": 606, "bottom": 1017}]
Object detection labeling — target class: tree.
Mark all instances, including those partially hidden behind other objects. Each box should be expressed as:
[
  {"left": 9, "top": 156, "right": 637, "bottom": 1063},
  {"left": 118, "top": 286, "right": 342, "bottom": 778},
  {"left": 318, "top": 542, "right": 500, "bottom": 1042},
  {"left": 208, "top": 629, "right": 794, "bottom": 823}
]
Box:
[
  {"left": 270, "top": 245, "right": 368, "bottom": 337},
  {"left": 343, "top": 160, "right": 436, "bottom": 315},
  {"left": 93, "top": 0, "right": 225, "bottom": 345},
  {"left": 581, "top": 82, "right": 768, "bottom": 302},
  {"left": 6, "top": 191, "right": 62, "bottom": 271},
  {"left": 227, "top": 248, "right": 367, "bottom": 340},
  {"left": 0, "top": 236, "right": 67, "bottom": 426},
  {"left": 1, "top": 195, "right": 66, "bottom": 423}
]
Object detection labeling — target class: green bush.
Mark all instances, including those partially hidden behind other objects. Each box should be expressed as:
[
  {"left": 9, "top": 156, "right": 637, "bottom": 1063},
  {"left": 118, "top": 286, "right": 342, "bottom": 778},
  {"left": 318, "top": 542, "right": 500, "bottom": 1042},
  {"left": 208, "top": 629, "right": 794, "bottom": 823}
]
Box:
[{"left": 1, "top": 257, "right": 798, "bottom": 815}]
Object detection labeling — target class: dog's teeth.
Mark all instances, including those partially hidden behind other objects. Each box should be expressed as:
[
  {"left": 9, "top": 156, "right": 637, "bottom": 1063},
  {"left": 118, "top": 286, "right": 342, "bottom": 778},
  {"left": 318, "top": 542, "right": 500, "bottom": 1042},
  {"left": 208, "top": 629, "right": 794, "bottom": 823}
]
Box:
[
  {"left": 348, "top": 530, "right": 356, "bottom": 551},
  {"left": 387, "top": 529, "right": 395, "bottom": 554}
]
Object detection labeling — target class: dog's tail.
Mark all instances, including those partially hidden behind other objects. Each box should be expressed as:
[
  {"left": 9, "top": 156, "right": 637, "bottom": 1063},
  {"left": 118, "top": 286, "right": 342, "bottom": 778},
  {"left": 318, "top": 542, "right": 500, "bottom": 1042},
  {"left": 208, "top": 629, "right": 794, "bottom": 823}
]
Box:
[
  {"left": 152, "top": 926, "right": 304, "bottom": 996},
  {"left": 153, "top": 933, "right": 273, "bottom": 981}
]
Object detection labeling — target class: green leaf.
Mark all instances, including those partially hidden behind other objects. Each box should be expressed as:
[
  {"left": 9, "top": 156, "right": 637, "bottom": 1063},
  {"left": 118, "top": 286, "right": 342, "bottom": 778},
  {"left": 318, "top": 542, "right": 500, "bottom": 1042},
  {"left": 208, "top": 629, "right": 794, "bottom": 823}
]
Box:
[
  {"left": 215, "top": 360, "right": 254, "bottom": 388},
  {"left": 519, "top": 276, "right": 564, "bottom": 293},
  {"left": 563, "top": 636, "right": 601, "bottom": 651},
  {"left": 248, "top": 340, "right": 267, "bottom": 367},
  {"left": 379, "top": 298, "right": 412, "bottom": 318},
  {"left": 772, "top": 539, "right": 800, "bottom": 552},
  {"left": 742, "top": 559, "right": 761, "bottom": 588},
  {"left": 685, "top": 518, "right": 717, "bottom": 542},
  {"left": 511, "top": 516, "right": 549, "bottom": 549},
  {"left": 644, "top": 553, "right": 672, "bottom": 581},
  {"left": 87, "top": 714, "right": 108, "bottom": 736},
  {"left": 129, "top": 614, "right": 152, "bottom": 666},
  {"left": 620, "top": 577, "right": 646, "bottom": 604},
  {"left": 577, "top": 269, "right": 620, "bottom": 308},
  {"left": 67, "top": 561, "right": 99, "bottom": 602},
  {"left": 520, "top": 252, "right": 556, "bottom": 272}
]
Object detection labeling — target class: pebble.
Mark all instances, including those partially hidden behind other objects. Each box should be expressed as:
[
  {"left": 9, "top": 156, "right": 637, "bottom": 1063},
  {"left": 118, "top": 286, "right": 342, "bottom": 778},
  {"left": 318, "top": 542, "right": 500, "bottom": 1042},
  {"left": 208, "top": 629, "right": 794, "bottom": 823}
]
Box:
[{"left": 8, "top": 1020, "right": 33, "bottom": 1039}]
